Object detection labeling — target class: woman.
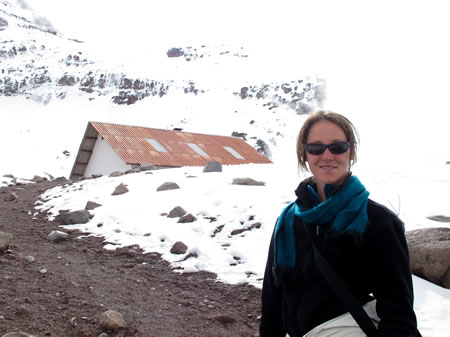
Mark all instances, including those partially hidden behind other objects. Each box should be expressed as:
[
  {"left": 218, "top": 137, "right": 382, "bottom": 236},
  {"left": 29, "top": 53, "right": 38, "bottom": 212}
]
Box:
[{"left": 259, "top": 111, "right": 419, "bottom": 336}]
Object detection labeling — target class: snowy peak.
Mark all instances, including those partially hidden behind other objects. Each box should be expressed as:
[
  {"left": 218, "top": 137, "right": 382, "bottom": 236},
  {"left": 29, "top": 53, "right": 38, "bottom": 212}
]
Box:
[{"left": 0, "top": 0, "right": 59, "bottom": 37}]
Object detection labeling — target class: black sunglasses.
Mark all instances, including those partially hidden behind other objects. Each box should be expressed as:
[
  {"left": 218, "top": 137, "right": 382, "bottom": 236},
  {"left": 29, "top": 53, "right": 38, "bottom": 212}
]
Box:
[{"left": 304, "top": 141, "right": 350, "bottom": 155}]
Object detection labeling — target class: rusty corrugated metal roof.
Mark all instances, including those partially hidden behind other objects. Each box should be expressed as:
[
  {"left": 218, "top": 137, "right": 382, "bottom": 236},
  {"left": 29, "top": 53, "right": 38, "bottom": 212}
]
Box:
[{"left": 70, "top": 121, "right": 271, "bottom": 179}]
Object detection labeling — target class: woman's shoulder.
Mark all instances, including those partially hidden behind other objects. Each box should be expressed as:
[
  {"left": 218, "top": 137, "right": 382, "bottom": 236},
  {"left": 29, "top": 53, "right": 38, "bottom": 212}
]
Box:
[{"left": 366, "top": 199, "right": 405, "bottom": 231}]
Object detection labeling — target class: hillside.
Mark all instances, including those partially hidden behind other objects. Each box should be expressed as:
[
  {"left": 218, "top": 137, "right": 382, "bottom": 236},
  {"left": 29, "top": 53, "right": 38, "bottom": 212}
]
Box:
[{"left": 0, "top": 178, "right": 262, "bottom": 336}]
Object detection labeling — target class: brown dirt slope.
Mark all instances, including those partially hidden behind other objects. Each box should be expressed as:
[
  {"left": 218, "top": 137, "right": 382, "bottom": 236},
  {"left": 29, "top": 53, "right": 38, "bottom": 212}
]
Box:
[{"left": 0, "top": 180, "right": 262, "bottom": 337}]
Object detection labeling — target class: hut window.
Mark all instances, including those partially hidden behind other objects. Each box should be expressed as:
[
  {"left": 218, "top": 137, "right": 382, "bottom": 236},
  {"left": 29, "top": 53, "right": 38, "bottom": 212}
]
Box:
[
  {"left": 224, "top": 146, "right": 245, "bottom": 159},
  {"left": 186, "top": 143, "right": 209, "bottom": 158},
  {"left": 146, "top": 138, "right": 167, "bottom": 152}
]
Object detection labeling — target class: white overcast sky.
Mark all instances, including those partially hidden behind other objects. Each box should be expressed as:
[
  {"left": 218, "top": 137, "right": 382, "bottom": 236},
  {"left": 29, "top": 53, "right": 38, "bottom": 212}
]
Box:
[
  {"left": 29, "top": 0, "right": 449, "bottom": 69},
  {"left": 24, "top": 0, "right": 450, "bottom": 157},
  {"left": 29, "top": 0, "right": 450, "bottom": 88}
]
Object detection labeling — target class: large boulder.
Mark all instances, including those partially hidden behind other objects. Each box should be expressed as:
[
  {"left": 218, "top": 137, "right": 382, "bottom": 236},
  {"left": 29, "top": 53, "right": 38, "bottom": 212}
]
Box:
[{"left": 406, "top": 227, "right": 450, "bottom": 289}]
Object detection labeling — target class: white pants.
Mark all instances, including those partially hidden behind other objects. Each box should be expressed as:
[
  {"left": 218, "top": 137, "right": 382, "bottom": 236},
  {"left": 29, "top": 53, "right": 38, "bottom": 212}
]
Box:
[{"left": 302, "top": 300, "right": 379, "bottom": 337}]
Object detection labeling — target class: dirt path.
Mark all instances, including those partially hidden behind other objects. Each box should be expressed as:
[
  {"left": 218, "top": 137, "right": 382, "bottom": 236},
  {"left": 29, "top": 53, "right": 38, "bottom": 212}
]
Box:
[{"left": 0, "top": 179, "right": 262, "bottom": 337}]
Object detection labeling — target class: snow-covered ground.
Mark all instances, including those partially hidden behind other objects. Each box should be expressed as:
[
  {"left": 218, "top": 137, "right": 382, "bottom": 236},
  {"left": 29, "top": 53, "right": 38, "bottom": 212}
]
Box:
[{"left": 1, "top": 96, "right": 449, "bottom": 336}]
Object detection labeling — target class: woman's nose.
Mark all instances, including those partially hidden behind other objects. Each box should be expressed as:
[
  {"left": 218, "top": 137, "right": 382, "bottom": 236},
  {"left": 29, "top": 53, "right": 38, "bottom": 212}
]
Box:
[{"left": 321, "top": 148, "right": 334, "bottom": 158}]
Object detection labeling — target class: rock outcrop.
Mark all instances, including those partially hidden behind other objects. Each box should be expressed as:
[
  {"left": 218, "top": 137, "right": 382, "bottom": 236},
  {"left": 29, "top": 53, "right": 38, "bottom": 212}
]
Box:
[{"left": 406, "top": 227, "right": 450, "bottom": 289}]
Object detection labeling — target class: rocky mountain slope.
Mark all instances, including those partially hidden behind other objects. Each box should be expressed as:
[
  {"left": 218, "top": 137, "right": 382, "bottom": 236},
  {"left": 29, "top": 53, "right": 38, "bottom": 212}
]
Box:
[
  {"left": 1, "top": 0, "right": 327, "bottom": 175},
  {"left": 0, "top": 0, "right": 325, "bottom": 110}
]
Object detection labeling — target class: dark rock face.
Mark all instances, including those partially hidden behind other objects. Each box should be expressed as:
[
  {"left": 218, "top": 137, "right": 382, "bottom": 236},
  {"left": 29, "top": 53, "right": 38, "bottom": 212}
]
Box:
[
  {"left": 252, "top": 138, "right": 271, "bottom": 158},
  {"left": 406, "top": 227, "right": 450, "bottom": 289},
  {"left": 58, "top": 74, "right": 78, "bottom": 86},
  {"left": 232, "top": 132, "right": 248, "bottom": 141},
  {"left": 236, "top": 80, "right": 325, "bottom": 115},
  {"left": 1, "top": 13, "right": 324, "bottom": 110},
  {"left": 167, "top": 48, "right": 184, "bottom": 57},
  {"left": 167, "top": 46, "right": 248, "bottom": 62},
  {"left": 0, "top": 17, "right": 8, "bottom": 30}
]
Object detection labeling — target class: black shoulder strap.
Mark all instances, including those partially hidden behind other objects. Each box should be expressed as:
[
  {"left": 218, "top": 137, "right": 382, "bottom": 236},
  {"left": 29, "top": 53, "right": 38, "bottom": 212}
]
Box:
[{"left": 304, "top": 226, "right": 379, "bottom": 337}]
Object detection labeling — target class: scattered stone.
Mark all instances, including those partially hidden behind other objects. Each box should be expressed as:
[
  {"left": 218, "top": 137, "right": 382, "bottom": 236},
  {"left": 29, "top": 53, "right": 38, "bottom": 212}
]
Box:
[
  {"left": 31, "top": 175, "right": 46, "bottom": 183},
  {"left": 85, "top": 201, "right": 102, "bottom": 210},
  {"left": 61, "top": 209, "right": 91, "bottom": 225},
  {"left": 168, "top": 206, "right": 187, "bottom": 218},
  {"left": 24, "top": 256, "right": 35, "bottom": 263},
  {"left": 15, "top": 304, "right": 28, "bottom": 316},
  {"left": 157, "top": 182, "right": 180, "bottom": 191},
  {"left": 231, "top": 228, "right": 246, "bottom": 236},
  {"left": 231, "top": 222, "right": 262, "bottom": 236},
  {"left": 170, "top": 241, "right": 188, "bottom": 254},
  {"left": 111, "top": 183, "right": 129, "bottom": 195},
  {"left": 0, "top": 231, "right": 11, "bottom": 253},
  {"left": 139, "top": 164, "right": 160, "bottom": 171},
  {"left": 40, "top": 268, "right": 47, "bottom": 274},
  {"left": 2, "top": 174, "right": 14, "bottom": 178},
  {"left": 211, "top": 225, "right": 225, "bottom": 238},
  {"left": 98, "top": 333, "right": 109, "bottom": 337},
  {"left": 203, "top": 161, "right": 222, "bottom": 173},
  {"left": 99, "top": 310, "right": 127, "bottom": 330},
  {"left": 178, "top": 213, "right": 196, "bottom": 223},
  {"left": 250, "top": 222, "right": 262, "bottom": 229},
  {"left": 53, "top": 176, "right": 68, "bottom": 184},
  {"left": 406, "top": 227, "right": 450, "bottom": 289},
  {"left": 427, "top": 215, "right": 450, "bottom": 223},
  {"left": 232, "top": 178, "right": 265, "bottom": 186},
  {"left": 3, "top": 192, "right": 19, "bottom": 201},
  {"left": 47, "top": 230, "right": 69, "bottom": 243},
  {"left": 213, "top": 315, "right": 236, "bottom": 324},
  {"left": 109, "top": 171, "right": 123, "bottom": 177}
]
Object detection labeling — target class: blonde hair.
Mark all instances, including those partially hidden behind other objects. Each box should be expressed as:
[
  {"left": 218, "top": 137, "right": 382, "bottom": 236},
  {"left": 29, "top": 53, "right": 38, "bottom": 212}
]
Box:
[{"left": 296, "top": 110, "right": 359, "bottom": 171}]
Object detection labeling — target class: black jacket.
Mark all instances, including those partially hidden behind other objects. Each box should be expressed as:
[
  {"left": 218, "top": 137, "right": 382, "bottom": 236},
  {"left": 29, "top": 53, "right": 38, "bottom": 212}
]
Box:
[{"left": 260, "top": 178, "right": 418, "bottom": 337}]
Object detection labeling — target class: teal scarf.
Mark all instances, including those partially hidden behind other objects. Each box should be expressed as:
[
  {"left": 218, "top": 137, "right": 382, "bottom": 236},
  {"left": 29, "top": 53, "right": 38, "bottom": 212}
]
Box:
[{"left": 273, "top": 175, "right": 369, "bottom": 269}]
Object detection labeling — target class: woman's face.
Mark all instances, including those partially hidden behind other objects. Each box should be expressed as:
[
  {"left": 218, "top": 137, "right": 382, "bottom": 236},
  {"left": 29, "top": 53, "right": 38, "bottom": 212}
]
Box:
[{"left": 306, "top": 120, "right": 350, "bottom": 193}]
